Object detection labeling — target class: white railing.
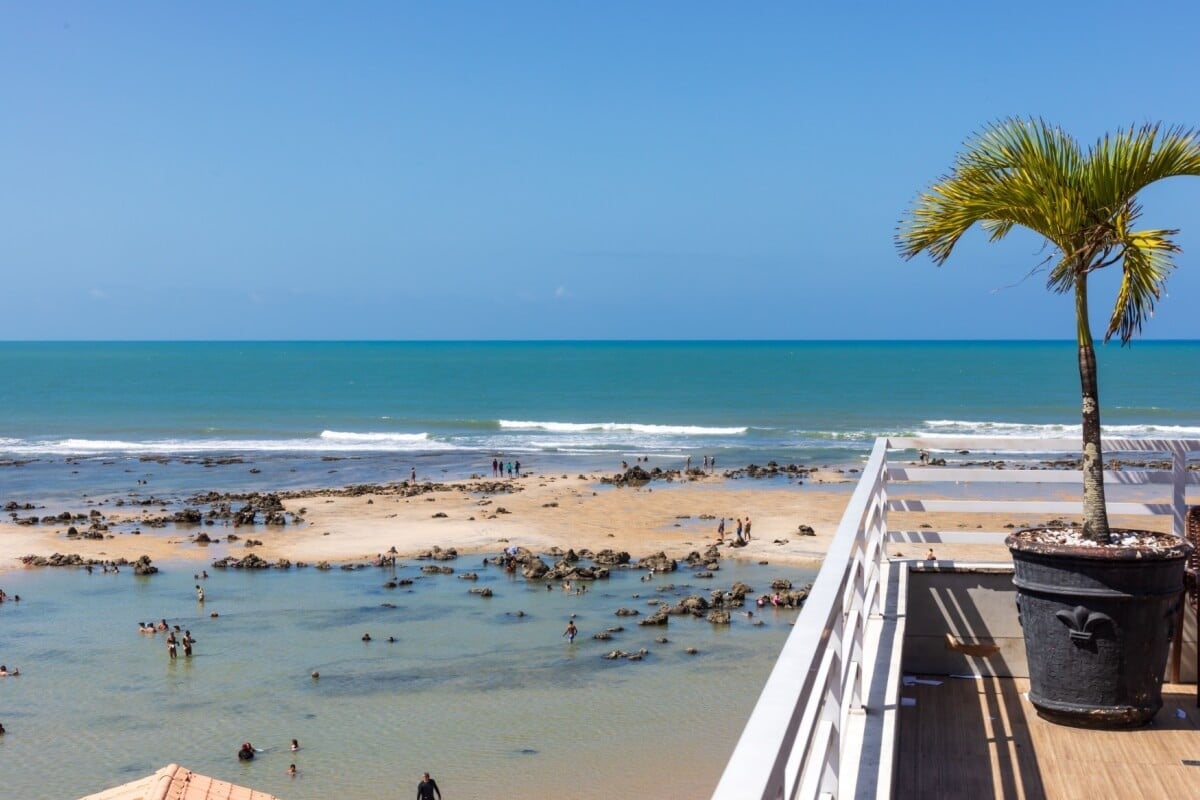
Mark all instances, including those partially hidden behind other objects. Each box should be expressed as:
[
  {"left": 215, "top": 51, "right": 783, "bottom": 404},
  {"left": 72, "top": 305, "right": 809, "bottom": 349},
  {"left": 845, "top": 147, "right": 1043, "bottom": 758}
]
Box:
[
  {"left": 713, "top": 438, "right": 891, "bottom": 800},
  {"left": 713, "top": 436, "right": 1199, "bottom": 800}
]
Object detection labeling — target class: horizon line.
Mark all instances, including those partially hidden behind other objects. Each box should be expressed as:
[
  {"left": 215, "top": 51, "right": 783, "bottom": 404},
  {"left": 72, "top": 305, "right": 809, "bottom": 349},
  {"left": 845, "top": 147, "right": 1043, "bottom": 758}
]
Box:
[{"left": 1, "top": 337, "right": 1198, "bottom": 345}]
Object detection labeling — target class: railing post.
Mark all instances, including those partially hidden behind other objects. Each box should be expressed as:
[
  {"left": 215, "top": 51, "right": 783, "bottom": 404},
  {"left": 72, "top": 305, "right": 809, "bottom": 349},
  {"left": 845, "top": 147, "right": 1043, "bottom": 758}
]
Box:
[
  {"left": 821, "top": 613, "right": 845, "bottom": 798},
  {"left": 1171, "top": 442, "right": 1187, "bottom": 538},
  {"left": 872, "top": 446, "right": 889, "bottom": 617}
]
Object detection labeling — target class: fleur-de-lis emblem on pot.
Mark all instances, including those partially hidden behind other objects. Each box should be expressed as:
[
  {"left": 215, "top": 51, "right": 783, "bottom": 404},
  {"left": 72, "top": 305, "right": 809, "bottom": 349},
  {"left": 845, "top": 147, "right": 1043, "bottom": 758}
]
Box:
[{"left": 1055, "top": 605, "right": 1113, "bottom": 642}]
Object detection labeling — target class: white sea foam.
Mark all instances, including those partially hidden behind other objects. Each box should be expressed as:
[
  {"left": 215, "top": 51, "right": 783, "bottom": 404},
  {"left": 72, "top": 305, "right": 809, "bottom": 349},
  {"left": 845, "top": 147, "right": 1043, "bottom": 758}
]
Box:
[
  {"left": 0, "top": 432, "right": 456, "bottom": 456},
  {"left": 498, "top": 419, "right": 747, "bottom": 436},
  {"left": 319, "top": 430, "right": 433, "bottom": 444},
  {"left": 919, "top": 420, "right": 1200, "bottom": 439}
]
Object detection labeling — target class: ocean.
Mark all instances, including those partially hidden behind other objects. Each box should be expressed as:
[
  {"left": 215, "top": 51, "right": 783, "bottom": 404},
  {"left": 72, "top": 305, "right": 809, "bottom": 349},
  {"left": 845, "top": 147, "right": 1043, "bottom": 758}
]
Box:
[
  {"left": 2, "top": 340, "right": 1197, "bottom": 799},
  {"left": 2, "top": 340, "right": 1197, "bottom": 504}
]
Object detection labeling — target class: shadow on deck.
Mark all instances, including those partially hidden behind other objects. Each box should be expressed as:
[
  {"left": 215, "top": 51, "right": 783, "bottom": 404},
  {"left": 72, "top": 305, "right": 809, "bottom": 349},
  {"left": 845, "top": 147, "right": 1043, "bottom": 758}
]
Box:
[{"left": 897, "top": 676, "right": 1200, "bottom": 799}]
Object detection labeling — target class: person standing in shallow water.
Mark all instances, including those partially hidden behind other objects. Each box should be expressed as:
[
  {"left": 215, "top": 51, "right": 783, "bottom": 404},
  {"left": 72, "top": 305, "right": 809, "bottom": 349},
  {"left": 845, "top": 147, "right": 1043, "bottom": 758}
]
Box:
[
  {"left": 417, "top": 771, "right": 442, "bottom": 800},
  {"left": 563, "top": 620, "right": 578, "bottom": 643}
]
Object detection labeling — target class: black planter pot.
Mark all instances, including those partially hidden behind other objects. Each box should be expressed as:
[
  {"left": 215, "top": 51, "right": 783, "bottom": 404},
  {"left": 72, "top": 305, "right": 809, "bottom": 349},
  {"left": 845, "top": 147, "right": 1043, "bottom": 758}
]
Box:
[{"left": 1007, "top": 530, "right": 1191, "bottom": 729}]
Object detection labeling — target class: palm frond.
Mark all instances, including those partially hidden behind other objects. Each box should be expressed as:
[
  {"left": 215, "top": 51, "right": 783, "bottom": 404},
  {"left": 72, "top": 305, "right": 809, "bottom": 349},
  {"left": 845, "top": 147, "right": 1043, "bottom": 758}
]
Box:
[{"left": 1105, "top": 223, "right": 1179, "bottom": 343}]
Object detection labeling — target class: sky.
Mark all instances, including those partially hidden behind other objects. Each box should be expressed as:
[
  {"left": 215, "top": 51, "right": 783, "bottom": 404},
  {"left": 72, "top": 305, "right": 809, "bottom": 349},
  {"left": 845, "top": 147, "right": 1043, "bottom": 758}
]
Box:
[{"left": 4, "top": 1, "right": 1200, "bottom": 340}]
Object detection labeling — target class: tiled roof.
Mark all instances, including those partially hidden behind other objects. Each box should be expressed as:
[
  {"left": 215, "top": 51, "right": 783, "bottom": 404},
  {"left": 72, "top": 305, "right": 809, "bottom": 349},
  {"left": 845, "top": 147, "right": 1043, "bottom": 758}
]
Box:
[{"left": 79, "top": 764, "right": 280, "bottom": 800}]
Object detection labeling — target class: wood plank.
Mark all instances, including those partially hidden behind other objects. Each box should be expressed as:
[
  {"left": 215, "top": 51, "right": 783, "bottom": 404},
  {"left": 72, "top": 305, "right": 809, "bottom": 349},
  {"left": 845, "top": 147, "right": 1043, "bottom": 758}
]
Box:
[{"left": 896, "top": 676, "right": 1200, "bottom": 799}]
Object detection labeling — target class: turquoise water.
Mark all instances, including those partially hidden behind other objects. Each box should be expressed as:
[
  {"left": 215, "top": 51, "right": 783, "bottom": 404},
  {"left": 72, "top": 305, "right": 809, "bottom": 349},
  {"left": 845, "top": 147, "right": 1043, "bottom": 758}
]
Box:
[
  {"left": 0, "top": 557, "right": 812, "bottom": 800},
  {"left": 2, "top": 341, "right": 1197, "bottom": 503}
]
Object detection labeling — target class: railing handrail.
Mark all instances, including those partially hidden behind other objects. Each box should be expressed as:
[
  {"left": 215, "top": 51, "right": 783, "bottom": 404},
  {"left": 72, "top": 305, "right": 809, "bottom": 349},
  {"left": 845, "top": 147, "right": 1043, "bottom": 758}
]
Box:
[
  {"left": 713, "top": 438, "right": 890, "bottom": 799},
  {"left": 714, "top": 436, "right": 1198, "bottom": 800}
]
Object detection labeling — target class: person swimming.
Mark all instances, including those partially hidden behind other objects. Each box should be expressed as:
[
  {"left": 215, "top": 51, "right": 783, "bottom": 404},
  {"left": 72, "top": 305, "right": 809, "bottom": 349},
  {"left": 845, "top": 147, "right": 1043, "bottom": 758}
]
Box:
[{"left": 238, "top": 742, "right": 256, "bottom": 760}]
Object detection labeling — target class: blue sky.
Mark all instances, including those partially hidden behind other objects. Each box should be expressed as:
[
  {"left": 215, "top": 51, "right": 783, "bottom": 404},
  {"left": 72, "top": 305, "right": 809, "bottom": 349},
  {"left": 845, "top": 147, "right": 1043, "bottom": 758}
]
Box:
[{"left": 4, "top": 1, "right": 1200, "bottom": 340}]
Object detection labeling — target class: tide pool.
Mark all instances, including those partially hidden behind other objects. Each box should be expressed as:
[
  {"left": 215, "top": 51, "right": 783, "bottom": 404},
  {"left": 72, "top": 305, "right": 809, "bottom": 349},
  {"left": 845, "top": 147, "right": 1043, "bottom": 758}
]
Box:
[{"left": 0, "top": 556, "right": 813, "bottom": 799}]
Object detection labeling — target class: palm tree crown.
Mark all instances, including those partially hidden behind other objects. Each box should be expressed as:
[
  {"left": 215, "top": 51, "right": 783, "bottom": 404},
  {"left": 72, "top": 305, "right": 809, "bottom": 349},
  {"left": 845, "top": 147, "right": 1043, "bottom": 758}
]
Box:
[{"left": 897, "top": 118, "right": 1200, "bottom": 541}]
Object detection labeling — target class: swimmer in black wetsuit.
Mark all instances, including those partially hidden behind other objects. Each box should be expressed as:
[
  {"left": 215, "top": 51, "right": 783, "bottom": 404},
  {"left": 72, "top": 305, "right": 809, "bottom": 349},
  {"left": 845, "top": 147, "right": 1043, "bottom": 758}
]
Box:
[
  {"left": 238, "top": 742, "right": 256, "bottom": 760},
  {"left": 417, "top": 772, "right": 442, "bottom": 800}
]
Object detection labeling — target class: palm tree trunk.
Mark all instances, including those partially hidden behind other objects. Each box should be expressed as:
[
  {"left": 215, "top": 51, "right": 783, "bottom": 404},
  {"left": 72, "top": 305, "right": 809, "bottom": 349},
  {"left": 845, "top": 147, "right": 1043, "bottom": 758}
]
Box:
[{"left": 1075, "top": 271, "right": 1111, "bottom": 541}]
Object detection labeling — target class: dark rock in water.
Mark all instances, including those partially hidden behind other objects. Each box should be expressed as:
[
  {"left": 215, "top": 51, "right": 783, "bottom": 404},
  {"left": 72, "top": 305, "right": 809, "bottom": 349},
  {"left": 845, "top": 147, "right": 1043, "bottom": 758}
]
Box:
[
  {"left": 604, "top": 650, "right": 627, "bottom": 660},
  {"left": 133, "top": 555, "right": 158, "bottom": 575},
  {"left": 638, "top": 608, "right": 669, "bottom": 626},
  {"left": 730, "top": 581, "right": 753, "bottom": 599},
  {"left": 173, "top": 508, "right": 202, "bottom": 524},
  {"left": 771, "top": 578, "right": 793, "bottom": 591},
  {"left": 693, "top": 571, "right": 714, "bottom": 579},
  {"left": 315, "top": 561, "right": 332, "bottom": 570},
  {"left": 655, "top": 636, "right": 669, "bottom": 644},
  {"left": 458, "top": 572, "right": 479, "bottom": 580},
  {"left": 671, "top": 595, "right": 710, "bottom": 616},
  {"left": 194, "top": 532, "right": 212, "bottom": 543},
  {"left": 522, "top": 557, "right": 549, "bottom": 579},
  {"left": 684, "top": 647, "right": 699, "bottom": 655},
  {"left": 591, "top": 549, "right": 631, "bottom": 565},
  {"left": 638, "top": 551, "right": 677, "bottom": 573},
  {"left": 594, "top": 631, "right": 613, "bottom": 640},
  {"left": 397, "top": 578, "right": 413, "bottom": 586},
  {"left": 706, "top": 609, "right": 731, "bottom": 625},
  {"left": 614, "top": 607, "right": 640, "bottom": 617},
  {"left": 421, "top": 564, "right": 454, "bottom": 575},
  {"left": 414, "top": 545, "right": 457, "bottom": 561},
  {"left": 468, "top": 587, "right": 493, "bottom": 597},
  {"left": 798, "top": 524, "right": 816, "bottom": 536}
]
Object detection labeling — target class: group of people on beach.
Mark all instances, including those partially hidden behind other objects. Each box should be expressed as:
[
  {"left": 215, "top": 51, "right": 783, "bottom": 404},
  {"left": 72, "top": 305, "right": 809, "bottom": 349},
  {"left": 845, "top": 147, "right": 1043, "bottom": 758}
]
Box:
[
  {"left": 716, "top": 516, "right": 752, "bottom": 545},
  {"left": 138, "top": 618, "right": 196, "bottom": 659},
  {"left": 491, "top": 458, "right": 520, "bottom": 478}
]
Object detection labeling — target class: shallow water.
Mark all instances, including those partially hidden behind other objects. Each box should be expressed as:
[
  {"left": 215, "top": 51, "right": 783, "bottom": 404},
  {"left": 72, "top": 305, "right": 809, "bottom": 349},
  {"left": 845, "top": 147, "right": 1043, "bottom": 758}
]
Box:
[{"left": 0, "top": 557, "right": 813, "bottom": 799}]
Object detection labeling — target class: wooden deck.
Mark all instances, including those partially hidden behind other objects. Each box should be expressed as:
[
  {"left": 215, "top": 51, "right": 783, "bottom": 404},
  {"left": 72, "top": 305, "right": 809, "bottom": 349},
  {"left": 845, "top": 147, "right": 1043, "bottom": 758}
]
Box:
[{"left": 897, "top": 677, "right": 1200, "bottom": 799}]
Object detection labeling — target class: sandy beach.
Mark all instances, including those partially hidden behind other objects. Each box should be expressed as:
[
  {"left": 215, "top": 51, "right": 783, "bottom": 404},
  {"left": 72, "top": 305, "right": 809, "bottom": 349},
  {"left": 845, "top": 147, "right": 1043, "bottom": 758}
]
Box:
[
  {"left": 1, "top": 470, "right": 863, "bottom": 573},
  {"left": 4, "top": 466, "right": 1171, "bottom": 574}
]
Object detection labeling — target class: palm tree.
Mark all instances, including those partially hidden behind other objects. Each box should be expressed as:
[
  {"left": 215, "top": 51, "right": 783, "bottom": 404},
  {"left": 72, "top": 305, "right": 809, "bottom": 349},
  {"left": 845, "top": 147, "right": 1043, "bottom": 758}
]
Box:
[{"left": 897, "top": 118, "right": 1200, "bottom": 542}]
